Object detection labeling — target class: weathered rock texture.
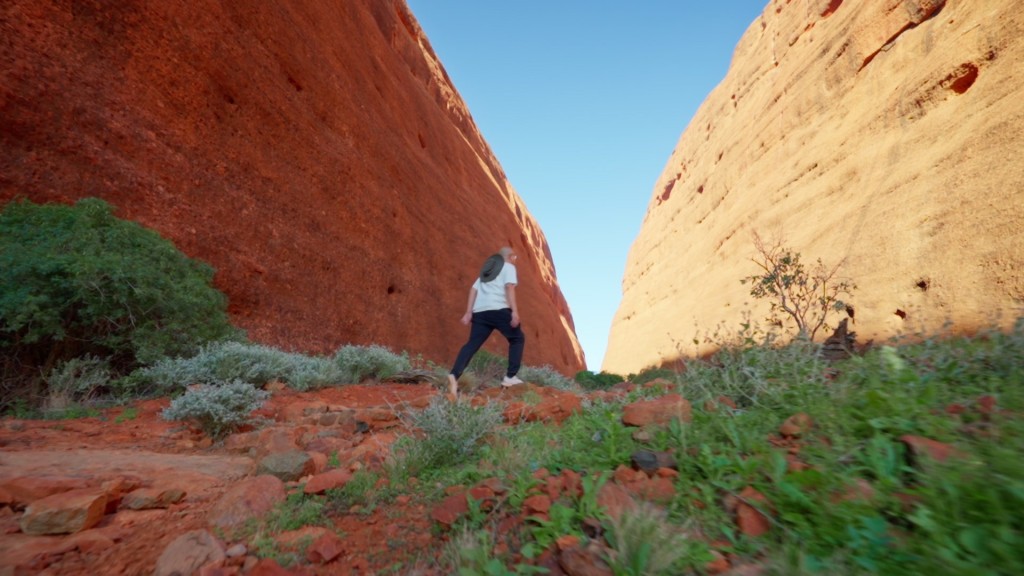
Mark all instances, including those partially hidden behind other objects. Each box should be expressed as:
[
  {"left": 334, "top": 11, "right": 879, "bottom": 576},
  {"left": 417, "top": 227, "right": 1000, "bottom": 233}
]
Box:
[
  {"left": 0, "top": 1, "right": 584, "bottom": 373},
  {"left": 606, "top": 0, "right": 1024, "bottom": 374}
]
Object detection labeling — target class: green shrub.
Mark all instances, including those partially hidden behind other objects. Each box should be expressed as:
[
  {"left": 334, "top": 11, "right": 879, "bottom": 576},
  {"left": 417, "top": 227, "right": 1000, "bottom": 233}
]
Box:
[
  {"left": 574, "top": 370, "right": 625, "bottom": 390},
  {"left": 332, "top": 344, "right": 410, "bottom": 383},
  {"left": 741, "top": 232, "right": 855, "bottom": 340},
  {"left": 629, "top": 367, "right": 678, "bottom": 386},
  {"left": 391, "top": 396, "right": 503, "bottom": 479},
  {"left": 161, "top": 379, "right": 268, "bottom": 438},
  {"left": 0, "top": 198, "right": 239, "bottom": 405}
]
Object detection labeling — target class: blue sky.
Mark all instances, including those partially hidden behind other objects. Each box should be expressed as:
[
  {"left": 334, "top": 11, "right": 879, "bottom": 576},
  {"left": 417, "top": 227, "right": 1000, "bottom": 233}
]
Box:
[{"left": 406, "top": 2, "right": 767, "bottom": 371}]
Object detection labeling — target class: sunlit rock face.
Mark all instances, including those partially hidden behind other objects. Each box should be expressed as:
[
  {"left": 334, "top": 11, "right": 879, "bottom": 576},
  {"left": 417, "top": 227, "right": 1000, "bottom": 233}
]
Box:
[
  {"left": 606, "top": 0, "right": 1023, "bottom": 375},
  {"left": 0, "top": 1, "right": 584, "bottom": 373}
]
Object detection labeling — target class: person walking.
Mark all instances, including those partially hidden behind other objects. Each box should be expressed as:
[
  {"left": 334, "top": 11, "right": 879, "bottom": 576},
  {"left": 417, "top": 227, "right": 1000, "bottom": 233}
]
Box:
[{"left": 447, "top": 247, "right": 525, "bottom": 398}]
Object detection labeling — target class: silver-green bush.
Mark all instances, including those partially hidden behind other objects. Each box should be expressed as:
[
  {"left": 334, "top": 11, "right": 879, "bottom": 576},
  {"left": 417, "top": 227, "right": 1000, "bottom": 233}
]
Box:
[
  {"left": 391, "top": 396, "right": 503, "bottom": 478},
  {"left": 519, "top": 364, "right": 578, "bottom": 391},
  {"left": 45, "top": 355, "right": 112, "bottom": 403},
  {"left": 161, "top": 379, "right": 269, "bottom": 438},
  {"left": 332, "top": 344, "right": 410, "bottom": 383},
  {"left": 133, "top": 341, "right": 340, "bottom": 394}
]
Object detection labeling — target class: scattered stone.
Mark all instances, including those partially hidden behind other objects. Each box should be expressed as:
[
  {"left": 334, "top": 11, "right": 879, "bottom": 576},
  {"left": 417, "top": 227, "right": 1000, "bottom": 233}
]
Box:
[
  {"left": 558, "top": 538, "right": 614, "bottom": 576},
  {"left": 523, "top": 494, "right": 552, "bottom": 516},
  {"left": 977, "top": 395, "right": 997, "bottom": 418},
  {"left": 630, "top": 476, "right": 676, "bottom": 504},
  {"left": 631, "top": 450, "right": 677, "bottom": 474},
  {"left": 153, "top": 529, "right": 225, "bottom": 576},
  {"left": 779, "top": 413, "right": 813, "bottom": 438},
  {"left": 622, "top": 394, "right": 692, "bottom": 427},
  {"left": 274, "top": 526, "right": 332, "bottom": 553},
  {"left": 120, "top": 487, "right": 186, "bottom": 510},
  {"left": 19, "top": 488, "right": 107, "bottom": 535},
  {"left": 735, "top": 486, "right": 771, "bottom": 537},
  {"left": 303, "top": 469, "right": 352, "bottom": 495},
  {"left": 832, "top": 478, "right": 876, "bottom": 503},
  {"left": 706, "top": 550, "right": 731, "bottom": 574},
  {"left": 431, "top": 491, "right": 468, "bottom": 526},
  {"left": 279, "top": 400, "right": 328, "bottom": 423},
  {"left": 631, "top": 428, "right": 653, "bottom": 443},
  {"left": 899, "top": 434, "right": 964, "bottom": 464},
  {"left": 1, "top": 476, "right": 89, "bottom": 507},
  {"left": 225, "top": 543, "right": 248, "bottom": 557},
  {"left": 307, "top": 530, "right": 345, "bottom": 564},
  {"left": 257, "top": 450, "right": 314, "bottom": 482},
  {"left": 596, "top": 482, "right": 637, "bottom": 522},
  {"left": 556, "top": 534, "right": 581, "bottom": 551},
  {"left": 208, "top": 476, "right": 286, "bottom": 533}
]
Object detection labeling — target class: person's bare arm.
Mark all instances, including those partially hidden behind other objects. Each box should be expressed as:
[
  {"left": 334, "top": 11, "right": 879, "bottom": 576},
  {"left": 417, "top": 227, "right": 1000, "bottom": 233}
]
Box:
[
  {"left": 505, "top": 283, "right": 520, "bottom": 327},
  {"left": 461, "top": 288, "right": 478, "bottom": 325}
]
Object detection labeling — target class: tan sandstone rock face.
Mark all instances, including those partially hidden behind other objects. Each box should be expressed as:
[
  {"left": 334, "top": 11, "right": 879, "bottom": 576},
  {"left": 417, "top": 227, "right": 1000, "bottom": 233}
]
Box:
[
  {"left": 0, "top": 1, "right": 584, "bottom": 373},
  {"left": 605, "top": 0, "right": 1024, "bottom": 374}
]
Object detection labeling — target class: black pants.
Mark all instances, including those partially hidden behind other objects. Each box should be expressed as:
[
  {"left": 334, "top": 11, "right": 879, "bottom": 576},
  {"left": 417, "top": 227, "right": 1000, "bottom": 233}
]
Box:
[{"left": 450, "top": 308, "right": 525, "bottom": 378}]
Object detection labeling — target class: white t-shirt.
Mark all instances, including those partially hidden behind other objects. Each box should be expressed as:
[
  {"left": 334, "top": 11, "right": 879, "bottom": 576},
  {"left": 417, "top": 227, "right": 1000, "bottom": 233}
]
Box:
[{"left": 472, "top": 263, "right": 517, "bottom": 312}]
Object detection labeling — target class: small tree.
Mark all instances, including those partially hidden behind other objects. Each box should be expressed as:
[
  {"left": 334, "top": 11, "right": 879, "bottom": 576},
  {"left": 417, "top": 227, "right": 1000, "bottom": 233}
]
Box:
[
  {"left": 742, "top": 232, "right": 855, "bottom": 341},
  {"left": 0, "top": 197, "right": 240, "bottom": 406}
]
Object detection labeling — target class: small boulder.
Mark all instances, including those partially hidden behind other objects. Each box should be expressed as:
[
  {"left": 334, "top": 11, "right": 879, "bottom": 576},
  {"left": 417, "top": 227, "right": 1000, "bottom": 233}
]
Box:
[
  {"left": 19, "top": 488, "right": 107, "bottom": 535},
  {"left": 303, "top": 469, "right": 352, "bottom": 495},
  {"left": 735, "top": 486, "right": 771, "bottom": 537},
  {"left": 779, "top": 413, "right": 813, "bottom": 438},
  {"left": 208, "top": 475, "right": 286, "bottom": 533},
  {"left": 631, "top": 450, "right": 677, "bottom": 474},
  {"left": 622, "top": 394, "right": 692, "bottom": 427},
  {"left": 120, "top": 487, "right": 186, "bottom": 510},
  {"left": 257, "top": 451, "right": 314, "bottom": 482},
  {"left": 153, "top": 529, "right": 225, "bottom": 576}
]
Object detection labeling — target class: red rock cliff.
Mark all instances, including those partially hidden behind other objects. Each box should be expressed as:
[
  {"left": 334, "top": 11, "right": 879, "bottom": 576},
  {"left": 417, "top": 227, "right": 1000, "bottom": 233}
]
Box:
[
  {"left": 606, "top": 0, "right": 1023, "bottom": 374},
  {"left": 0, "top": 1, "right": 584, "bottom": 373}
]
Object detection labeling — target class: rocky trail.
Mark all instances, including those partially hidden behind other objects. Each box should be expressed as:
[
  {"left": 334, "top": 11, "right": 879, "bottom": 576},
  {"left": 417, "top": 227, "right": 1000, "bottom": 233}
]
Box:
[
  {"left": 0, "top": 381, "right": 616, "bottom": 575},
  {"left": 0, "top": 383, "right": 453, "bottom": 575}
]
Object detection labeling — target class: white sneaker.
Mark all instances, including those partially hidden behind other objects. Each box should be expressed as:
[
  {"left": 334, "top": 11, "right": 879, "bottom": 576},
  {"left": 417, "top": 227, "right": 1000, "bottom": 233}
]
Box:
[{"left": 501, "top": 375, "right": 524, "bottom": 387}]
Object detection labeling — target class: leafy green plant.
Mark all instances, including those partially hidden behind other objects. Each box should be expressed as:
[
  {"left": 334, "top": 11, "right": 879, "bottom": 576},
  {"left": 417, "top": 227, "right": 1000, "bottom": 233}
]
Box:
[
  {"left": 575, "top": 370, "right": 625, "bottom": 390},
  {"left": 525, "top": 502, "right": 583, "bottom": 553},
  {"left": 327, "top": 470, "right": 395, "bottom": 516},
  {"left": 628, "top": 367, "right": 678, "bottom": 386},
  {"left": 249, "top": 491, "right": 332, "bottom": 567},
  {"left": 741, "top": 232, "right": 855, "bottom": 340},
  {"left": 160, "top": 379, "right": 269, "bottom": 438},
  {"left": 0, "top": 197, "right": 239, "bottom": 405},
  {"left": 114, "top": 406, "right": 139, "bottom": 423}
]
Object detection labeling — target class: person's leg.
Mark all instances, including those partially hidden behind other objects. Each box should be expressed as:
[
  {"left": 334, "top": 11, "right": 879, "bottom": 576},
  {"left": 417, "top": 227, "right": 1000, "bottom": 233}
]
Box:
[
  {"left": 450, "top": 315, "right": 494, "bottom": 379},
  {"left": 495, "top": 309, "right": 525, "bottom": 379}
]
